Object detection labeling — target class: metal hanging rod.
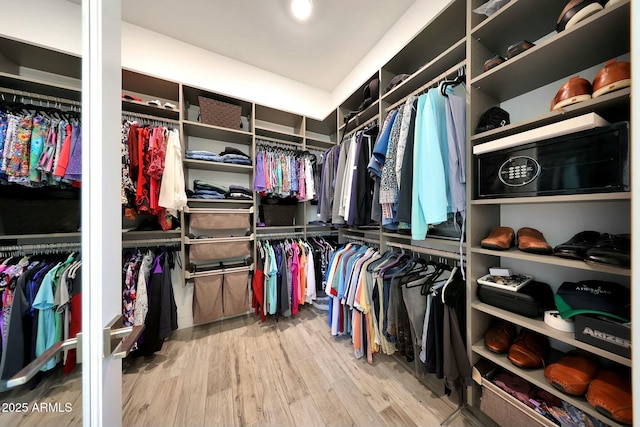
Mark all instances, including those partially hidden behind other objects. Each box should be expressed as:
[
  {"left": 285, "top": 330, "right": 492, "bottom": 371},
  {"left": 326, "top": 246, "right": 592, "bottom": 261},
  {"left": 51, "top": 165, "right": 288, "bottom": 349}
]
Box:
[
  {"left": 122, "top": 237, "right": 182, "bottom": 249},
  {"left": 256, "top": 231, "right": 305, "bottom": 240},
  {"left": 386, "top": 241, "right": 465, "bottom": 261},
  {"left": 342, "top": 234, "right": 380, "bottom": 246},
  {"left": 385, "top": 60, "right": 467, "bottom": 112},
  {"left": 0, "top": 86, "right": 81, "bottom": 107},
  {"left": 0, "top": 241, "right": 82, "bottom": 255},
  {"left": 256, "top": 137, "right": 303, "bottom": 149},
  {"left": 122, "top": 111, "right": 180, "bottom": 125},
  {"left": 345, "top": 116, "right": 379, "bottom": 140}
]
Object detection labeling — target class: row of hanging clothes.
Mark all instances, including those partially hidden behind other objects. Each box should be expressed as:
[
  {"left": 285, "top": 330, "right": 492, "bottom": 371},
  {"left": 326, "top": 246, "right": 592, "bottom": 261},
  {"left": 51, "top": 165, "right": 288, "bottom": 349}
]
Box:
[
  {"left": 122, "top": 245, "right": 179, "bottom": 357},
  {"left": 0, "top": 94, "right": 82, "bottom": 189},
  {"left": 0, "top": 248, "right": 82, "bottom": 388},
  {"left": 316, "top": 121, "right": 380, "bottom": 227},
  {"left": 324, "top": 241, "right": 471, "bottom": 403},
  {"left": 369, "top": 67, "right": 467, "bottom": 239},
  {"left": 253, "top": 140, "right": 318, "bottom": 201},
  {"left": 121, "top": 113, "right": 187, "bottom": 231},
  {"left": 252, "top": 235, "right": 337, "bottom": 321}
]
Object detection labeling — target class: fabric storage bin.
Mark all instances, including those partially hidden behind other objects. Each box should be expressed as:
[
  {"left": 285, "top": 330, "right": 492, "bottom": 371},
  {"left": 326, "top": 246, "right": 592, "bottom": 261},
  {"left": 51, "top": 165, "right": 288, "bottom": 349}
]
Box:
[
  {"left": 223, "top": 271, "right": 249, "bottom": 316},
  {"left": 189, "top": 241, "right": 250, "bottom": 260},
  {"left": 480, "top": 377, "right": 557, "bottom": 427},
  {"left": 192, "top": 275, "right": 224, "bottom": 324},
  {"left": 261, "top": 204, "right": 297, "bottom": 226},
  {"left": 198, "top": 96, "right": 242, "bottom": 129},
  {"left": 190, "top": 212, "right": 250, "bottom": 230}
]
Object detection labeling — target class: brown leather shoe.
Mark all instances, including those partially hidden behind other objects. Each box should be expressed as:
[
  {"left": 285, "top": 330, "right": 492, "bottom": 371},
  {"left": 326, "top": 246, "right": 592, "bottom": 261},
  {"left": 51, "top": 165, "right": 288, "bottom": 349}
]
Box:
[
  {"left": 517, "top": 227, "right": 553, "bottom": 255},
  {"left": 481, "top": 227, "right": 514, "bottom": 251},
  {"left": 550, "top": 76, "right": 592, "bottom": 111},
  {"left": 586, "top": 370, "right": 632, "bottom": 425},
  {"left": 507, "top": 330, "right": 549, "bottom": 369},
  {"left": 484, "top": 320, "right": 517, "bottom": 354},
  {"left": 592, "top": 58, "right": 631, "bottom": 98},
  {"left": 544, "top": 351, "right": 599, "bottom": 396}
]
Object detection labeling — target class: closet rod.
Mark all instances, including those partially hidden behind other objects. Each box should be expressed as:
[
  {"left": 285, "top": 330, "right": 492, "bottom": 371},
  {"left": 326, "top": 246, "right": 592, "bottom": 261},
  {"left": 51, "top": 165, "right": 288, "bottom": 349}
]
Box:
[
  {"left": 385, "top": 60, "right": 466, "bottom": 112},
  {"left": 306, "top": 230, "right": 339, "bottom": 237},
  {"left": 0, "top": 86, "right": 80, "bottom": 107},
  {"left": 345, "top": 116, "right": 379, "bottom": 139},
  {"left": 386, "top": 241, "right": 465, "bottom": 261},
  {"left": 0, "top": 241, "right": 81, "bottom": 254},
  {"left": 122, "top": 111, "right": 180, "bottom": 125},
  {"left": 122, "top": 237, "right": 182, "bottom": 248},
  {"left": 256, "top": 231, "right": 305, "bottom": 240},
  {"left": 342, "top": 234, "right": 380, "bottom": 246},
  {"left": 256, "top": 136, "right": 302, "bottom": 148}
]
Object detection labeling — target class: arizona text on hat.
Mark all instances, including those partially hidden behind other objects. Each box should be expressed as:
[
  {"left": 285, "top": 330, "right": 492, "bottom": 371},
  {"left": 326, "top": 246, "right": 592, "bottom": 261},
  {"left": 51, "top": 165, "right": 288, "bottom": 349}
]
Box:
[{"left": 554, "top": 280, "right": 630, "bottom": 322}]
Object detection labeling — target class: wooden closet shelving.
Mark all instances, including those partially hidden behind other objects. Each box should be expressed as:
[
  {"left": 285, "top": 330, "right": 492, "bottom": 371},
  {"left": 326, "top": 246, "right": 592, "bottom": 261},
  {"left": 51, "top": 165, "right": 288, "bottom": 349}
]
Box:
[{"left": 466, "top": 2, "right": 632, "bottom": 427}]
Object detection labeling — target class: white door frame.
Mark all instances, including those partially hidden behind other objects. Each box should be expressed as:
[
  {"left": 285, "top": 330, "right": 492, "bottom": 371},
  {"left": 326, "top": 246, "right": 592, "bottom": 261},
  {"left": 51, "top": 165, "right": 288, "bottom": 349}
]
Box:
[{"left": 81, "top": 1, "right": 123, "bottom": 426}]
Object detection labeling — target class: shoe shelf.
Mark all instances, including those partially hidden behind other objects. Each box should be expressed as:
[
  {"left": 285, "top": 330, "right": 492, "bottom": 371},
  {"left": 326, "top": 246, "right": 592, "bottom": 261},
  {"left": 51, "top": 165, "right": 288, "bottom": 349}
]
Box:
[
  {"left": 472, "top": 301, "right": 631, "bottom": 367},
  {"left": 471, "top": 343, "right": 628, "bottom": 427},
  {"left": 121, "top": 99, "right": 180, "bottom": 120},
  {"left": 471, "top": 192, "right": 631, "bottom": 205},
  {"left": 470, "top": 246, "right": 631, "bottom": 277},
  {"left": 183, "top": 159, "right": 253, "bottom": 174},
  {"left": 470, "top": 0, "right": 562, "bottom": 56},
  {"left": 338, "top": 100, "right": 380, "bottom": 133},
  {"left": 183, "top": 120, "right": 253, "bottom": 145},
  {"left": 470, "top": 87, "right": 631, "bottom": 145},
  {"left": 469, "top": 0, "right": 630, "bottom": 102}
]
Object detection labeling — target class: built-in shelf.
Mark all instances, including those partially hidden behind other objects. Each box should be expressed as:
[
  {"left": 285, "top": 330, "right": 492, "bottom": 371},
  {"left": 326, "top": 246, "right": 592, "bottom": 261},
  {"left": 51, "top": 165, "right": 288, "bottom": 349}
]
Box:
[
  {"left": 183, "top": 120, "right": 252, "bottom": 145},
  {"left": 256, "top": 225, "right": 305, "bottom": 232},
  {"left": 0, "top": 72, "right": 80, "bottom": 100},
  {"left": 472, "top": 301, "right": 631, "bottom": 367},
  {"left": 122, "top": 230, "right": 181, "bottom": 240},
  {"left": 122, "top": 99, "right": 180, "bottom": 120},
  {"left": 469, "top": 1, "right": 630, "bottom": 102},
  {"left": 187, "top": 198, "right": 254, "bottom": 204},
  {"left": 472, "top": 192, "right": 631, "bottom": 205},
  {"left": 472, "top": 343, "right": 627, "bottom": 427},
  {"left": 339, "top": 101, "right": 379, "bottom": 133},
  {"left": 183, "top": 159, "right": 253, "bottom": 174},
  {"left": 304, "top": 137, "right": 335, "bottom": 150},
  {"left": 255, "top": 127, "right": 303, "bottom": 144},
  {"left": 470, "top": 246, "right": 631, "bottom": 277},
  {"left": 471, "top": 87, "right": 631, "bottom": 144}
]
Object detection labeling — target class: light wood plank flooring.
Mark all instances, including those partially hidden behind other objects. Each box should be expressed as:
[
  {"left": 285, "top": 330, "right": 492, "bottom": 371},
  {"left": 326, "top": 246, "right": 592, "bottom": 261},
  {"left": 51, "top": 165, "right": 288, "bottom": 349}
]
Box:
[{"left": 0, "top": 307, "right": 485, "bottom": 427}]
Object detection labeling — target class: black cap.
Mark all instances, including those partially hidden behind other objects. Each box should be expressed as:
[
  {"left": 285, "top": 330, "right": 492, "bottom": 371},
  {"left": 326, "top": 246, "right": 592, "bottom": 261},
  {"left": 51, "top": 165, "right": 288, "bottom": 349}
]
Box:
[{"left": 555, "top": 280, "right": 630, "bottom": 322}]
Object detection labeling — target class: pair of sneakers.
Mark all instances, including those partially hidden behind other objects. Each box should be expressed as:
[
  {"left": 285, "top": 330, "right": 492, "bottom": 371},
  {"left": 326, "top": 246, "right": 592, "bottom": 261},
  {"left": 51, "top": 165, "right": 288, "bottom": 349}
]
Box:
[{"left": 550, "top": 58, "right": 630, "bottom": 111}]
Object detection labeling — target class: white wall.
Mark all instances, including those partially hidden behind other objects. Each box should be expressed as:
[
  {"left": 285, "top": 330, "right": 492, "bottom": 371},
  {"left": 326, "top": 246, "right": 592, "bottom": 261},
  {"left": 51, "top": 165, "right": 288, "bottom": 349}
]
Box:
[{"left": 0, "top": 0, "right": 449, "bottom": 120}]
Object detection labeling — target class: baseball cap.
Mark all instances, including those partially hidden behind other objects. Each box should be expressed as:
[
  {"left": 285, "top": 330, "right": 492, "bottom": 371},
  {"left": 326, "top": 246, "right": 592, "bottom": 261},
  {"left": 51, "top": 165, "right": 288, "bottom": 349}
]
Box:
[{"left": 555, "top": 280, "right": 630, "bottom": 322}]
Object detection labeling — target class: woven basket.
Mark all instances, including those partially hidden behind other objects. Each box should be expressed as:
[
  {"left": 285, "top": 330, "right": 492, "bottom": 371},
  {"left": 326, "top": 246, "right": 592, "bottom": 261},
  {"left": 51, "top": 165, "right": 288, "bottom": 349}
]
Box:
[{"left": 198, "top": 96, "right": 242, "bottom": 129}]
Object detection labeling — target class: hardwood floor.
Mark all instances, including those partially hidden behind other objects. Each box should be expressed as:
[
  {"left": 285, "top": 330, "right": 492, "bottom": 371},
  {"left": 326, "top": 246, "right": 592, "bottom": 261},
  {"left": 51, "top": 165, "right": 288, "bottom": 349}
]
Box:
[{"left": 0, "top": 307, "right": 485, "bottom": 427}]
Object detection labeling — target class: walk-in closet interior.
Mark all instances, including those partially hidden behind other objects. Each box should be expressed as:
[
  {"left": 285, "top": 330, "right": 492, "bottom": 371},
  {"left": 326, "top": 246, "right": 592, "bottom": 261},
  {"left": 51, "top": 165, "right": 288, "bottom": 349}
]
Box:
[{"left": 0, "top": 0, "right": 635, "bottom": 426}]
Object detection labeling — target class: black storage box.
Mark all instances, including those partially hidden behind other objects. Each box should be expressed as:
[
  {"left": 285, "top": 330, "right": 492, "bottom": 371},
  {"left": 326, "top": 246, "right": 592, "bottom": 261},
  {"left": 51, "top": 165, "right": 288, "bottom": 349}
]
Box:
[
  {"left": 260, "top": 204, "right": 297, "bottom": 226},
  {"left": 574, "top": 314, "right": 631, "bottom": 359},
  {"left": 477, "top": 280, "right": 555, "bottom": 318}
]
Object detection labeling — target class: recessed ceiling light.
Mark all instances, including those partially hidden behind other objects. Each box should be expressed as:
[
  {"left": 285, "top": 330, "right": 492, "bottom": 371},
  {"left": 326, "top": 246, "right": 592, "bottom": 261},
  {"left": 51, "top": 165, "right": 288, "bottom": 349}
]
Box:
[{"left": 291, "top": 0, "right": 313, "bottom": 21}]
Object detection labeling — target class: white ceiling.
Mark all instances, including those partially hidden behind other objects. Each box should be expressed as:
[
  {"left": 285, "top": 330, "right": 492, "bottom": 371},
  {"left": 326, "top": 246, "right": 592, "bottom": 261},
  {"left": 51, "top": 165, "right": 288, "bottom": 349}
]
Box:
[{"left": 119, "top": 0, "right": 417, "bottom": 92}]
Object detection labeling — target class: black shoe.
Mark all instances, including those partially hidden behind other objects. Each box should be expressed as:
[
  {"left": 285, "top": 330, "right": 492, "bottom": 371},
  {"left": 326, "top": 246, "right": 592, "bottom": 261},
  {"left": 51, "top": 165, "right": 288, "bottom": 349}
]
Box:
[
  {"left": 584, "top": 233, "right": 630, "bottom": 267},
  {"left": 553, "top": 230, "right": 601, "bottom": 260}
]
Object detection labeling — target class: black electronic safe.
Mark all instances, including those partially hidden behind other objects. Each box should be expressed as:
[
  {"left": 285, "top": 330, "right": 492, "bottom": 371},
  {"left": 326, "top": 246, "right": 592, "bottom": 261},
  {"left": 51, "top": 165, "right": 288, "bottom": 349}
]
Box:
[{"left": 476, "top": 122, "right": 630, "bottom": 198}]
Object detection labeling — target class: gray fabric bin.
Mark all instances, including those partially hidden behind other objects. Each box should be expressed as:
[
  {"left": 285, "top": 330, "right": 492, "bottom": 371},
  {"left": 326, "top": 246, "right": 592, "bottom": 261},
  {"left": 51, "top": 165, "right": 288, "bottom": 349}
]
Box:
[
  {"left": 189, "top": 241, "right": 250, "bottom": 261},
  {"left": 190, "top": 212, "right": 250, "bottom": 230},
  {"left": 192, "top": 275, "right": 224, "bottom": 324}
]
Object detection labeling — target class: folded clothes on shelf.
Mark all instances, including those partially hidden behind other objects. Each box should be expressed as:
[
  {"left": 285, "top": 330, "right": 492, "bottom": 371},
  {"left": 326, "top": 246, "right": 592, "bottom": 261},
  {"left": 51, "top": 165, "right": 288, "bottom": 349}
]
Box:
[{"left": 185, "top": 148, "right": 251, "bottom": 164}]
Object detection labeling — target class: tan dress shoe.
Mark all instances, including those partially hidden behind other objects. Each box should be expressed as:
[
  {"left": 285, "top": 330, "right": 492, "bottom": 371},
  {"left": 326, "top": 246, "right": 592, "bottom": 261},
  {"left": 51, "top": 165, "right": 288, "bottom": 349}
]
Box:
[
  {"left": 481, "top": 226, "right": 514, "bottom": 250},
  {"left": 550, "top": 76, "right": 592, "bottom": 111},
  {"left": 517, "top": 227, "right": 553, "bottom": 254}
]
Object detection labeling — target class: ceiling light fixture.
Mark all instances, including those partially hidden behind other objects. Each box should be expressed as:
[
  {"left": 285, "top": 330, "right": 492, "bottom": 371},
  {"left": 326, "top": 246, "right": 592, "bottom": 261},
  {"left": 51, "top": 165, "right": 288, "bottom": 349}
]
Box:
[{"left": 291, "top": 0, "right": 313, "bottom": 21}]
